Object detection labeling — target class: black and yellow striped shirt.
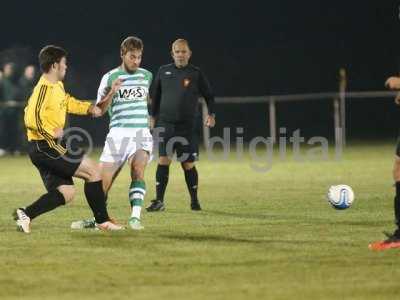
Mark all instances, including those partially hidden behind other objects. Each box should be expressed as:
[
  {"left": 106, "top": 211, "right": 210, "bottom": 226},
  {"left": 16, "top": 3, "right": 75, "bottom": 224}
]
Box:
[{"left": 24, "top": 75, "right": 92, "bottom": 154}]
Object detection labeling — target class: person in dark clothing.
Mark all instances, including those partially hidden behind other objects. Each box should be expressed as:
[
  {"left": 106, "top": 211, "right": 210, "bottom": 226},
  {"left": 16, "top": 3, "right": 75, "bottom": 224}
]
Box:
[
  {"left": 18, "top": 65, "right": 36, "bottom": 101},
  {"left": 0, "top": 62, "right": 18, "bottom": 154},
  {"left": 1, "top": 63, "right": 17, "bottom": 100},
  {"left": 370, "top": 76, "right": 400, "bottom": 250},
  {"left": 13, "top": 65, "right": 37, "bottom": 153},
  {"left": 147, "top": 38, "right": 216, "bottom": 212}
]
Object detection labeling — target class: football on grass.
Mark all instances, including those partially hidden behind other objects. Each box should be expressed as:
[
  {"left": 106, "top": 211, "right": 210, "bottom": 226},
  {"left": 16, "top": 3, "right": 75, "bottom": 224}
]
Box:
[{"left": 327, "top": 185, "right": 354, "bottom": 210}]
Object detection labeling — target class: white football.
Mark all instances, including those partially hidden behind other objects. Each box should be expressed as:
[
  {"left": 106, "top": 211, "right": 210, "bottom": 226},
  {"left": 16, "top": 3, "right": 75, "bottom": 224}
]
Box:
[{"left": 327, "top": 185, "right": 354, "bottom": 210}]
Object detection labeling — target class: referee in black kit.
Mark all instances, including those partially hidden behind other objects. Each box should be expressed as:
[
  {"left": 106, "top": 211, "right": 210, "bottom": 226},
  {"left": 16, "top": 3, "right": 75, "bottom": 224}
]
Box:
[{"left": 147, "top": 38, "right": 216, "bottom": 212}]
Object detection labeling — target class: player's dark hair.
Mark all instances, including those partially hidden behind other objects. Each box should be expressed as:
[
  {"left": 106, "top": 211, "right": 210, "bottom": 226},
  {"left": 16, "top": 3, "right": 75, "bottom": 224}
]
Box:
[
  {"left": 121, "top": 36, "right": 143, "bottom": 56},
  {"left": 39, "top": 45, "right": 67, "bottom": 73}
]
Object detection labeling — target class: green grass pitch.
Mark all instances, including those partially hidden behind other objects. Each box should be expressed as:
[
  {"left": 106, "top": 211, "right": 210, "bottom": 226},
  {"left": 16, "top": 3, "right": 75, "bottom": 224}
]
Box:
[{"left": 1, "top": 142, "right": 399, "bottom": 300}]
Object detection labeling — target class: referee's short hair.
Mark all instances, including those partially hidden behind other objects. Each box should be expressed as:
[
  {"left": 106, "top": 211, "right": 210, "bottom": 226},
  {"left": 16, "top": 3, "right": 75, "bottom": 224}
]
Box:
[
  {"left": 121, "top": 36, "right": 143, "bottom": 56},
  {"left": 172, "top": 38, "right": 191, "bottom": 51},
  {"left": 39, "top": 45, "right": 67, "bottom": 73}
]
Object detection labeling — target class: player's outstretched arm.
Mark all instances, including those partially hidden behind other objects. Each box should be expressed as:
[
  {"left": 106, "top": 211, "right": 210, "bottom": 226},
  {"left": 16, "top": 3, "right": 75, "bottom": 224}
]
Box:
[
  {"left": 65, "top": 94, "right": 96, "bottom": 116},
  {"left": 97, "top": 78, "right": 124, "bottom": 115}
]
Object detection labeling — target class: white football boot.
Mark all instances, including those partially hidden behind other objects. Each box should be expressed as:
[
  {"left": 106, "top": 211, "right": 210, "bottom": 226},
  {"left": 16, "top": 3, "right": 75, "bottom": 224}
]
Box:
[
  {"left": 128, "top": 217, "right": 144, "bottom": 230},
  {"left": 13, "top": 208, "right": 31, "bottom": 233}
]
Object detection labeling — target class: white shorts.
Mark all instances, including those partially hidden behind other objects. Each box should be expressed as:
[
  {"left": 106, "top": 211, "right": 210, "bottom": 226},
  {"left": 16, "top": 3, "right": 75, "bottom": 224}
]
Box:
[{"left": 99, "top": 127, "right": 153, "bottom": 166}]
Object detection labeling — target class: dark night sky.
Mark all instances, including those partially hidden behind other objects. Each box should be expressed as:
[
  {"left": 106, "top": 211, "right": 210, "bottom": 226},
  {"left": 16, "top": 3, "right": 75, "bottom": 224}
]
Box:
[
  {"left": 1, "top": 1, "right": 400, "bottom": 140},
  {"left": 2, "top": 1, "right": 399, "bottom": 95}
]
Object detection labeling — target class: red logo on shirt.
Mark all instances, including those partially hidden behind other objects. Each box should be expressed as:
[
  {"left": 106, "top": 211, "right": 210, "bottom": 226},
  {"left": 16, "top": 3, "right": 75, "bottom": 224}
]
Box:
[{"left": 183, "top": 78, "right": 191, "bottom": 87}]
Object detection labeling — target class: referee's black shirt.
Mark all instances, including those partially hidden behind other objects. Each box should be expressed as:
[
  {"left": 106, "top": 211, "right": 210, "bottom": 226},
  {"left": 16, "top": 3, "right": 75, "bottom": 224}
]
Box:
[{"left": 150, "top": 63, "right": 215, "bottom": 123}]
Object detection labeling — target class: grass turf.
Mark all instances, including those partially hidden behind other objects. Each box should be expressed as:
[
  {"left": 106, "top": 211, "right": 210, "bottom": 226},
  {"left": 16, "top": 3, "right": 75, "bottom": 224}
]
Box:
[{"left": 0, "top": 142, "right": 399, "bottom": 300}]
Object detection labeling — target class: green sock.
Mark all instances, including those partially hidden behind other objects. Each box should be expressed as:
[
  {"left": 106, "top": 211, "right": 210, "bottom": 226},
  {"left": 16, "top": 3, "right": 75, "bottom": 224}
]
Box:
[{"left": 129, "top": 180, "right": 146, "bottom": 219}]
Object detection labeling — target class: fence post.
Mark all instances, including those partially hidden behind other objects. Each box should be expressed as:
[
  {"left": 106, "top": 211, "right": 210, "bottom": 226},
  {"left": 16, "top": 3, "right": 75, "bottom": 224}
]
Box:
[
  {"left": 333, "top": 97, "right": 342, "bottom": 149},
  {"left": 339, "top": 68, "right": 347, "bottom": 147},
  {"left": 269, "top": 97, "right": 277, "bottom": 143}
]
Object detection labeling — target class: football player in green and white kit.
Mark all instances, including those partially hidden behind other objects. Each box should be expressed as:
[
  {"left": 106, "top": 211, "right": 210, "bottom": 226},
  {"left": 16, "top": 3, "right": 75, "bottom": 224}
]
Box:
[{"left": 71, "top": 36, "right": 152, "bottom": 230}]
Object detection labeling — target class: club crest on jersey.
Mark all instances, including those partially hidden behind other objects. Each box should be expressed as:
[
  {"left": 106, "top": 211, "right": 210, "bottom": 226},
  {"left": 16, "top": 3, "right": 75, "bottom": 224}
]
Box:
[
  {"left": 183, "top": 78, "right": 191, "bottom": 87},
  {"left": 117, "top": 87, "right": 147, "bottom": 101}
]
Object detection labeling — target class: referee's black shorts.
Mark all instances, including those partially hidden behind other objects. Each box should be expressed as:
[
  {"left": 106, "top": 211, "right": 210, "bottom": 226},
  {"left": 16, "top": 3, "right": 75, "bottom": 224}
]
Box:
[
  {"left": 28, "top": 140, "right": 84, "bottom": 191},
  {"left": 155, "top": 120, "right": 199, "bottom": 163}
]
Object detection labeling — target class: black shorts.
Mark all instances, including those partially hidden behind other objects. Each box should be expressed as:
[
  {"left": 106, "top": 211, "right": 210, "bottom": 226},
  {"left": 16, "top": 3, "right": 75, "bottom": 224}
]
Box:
[
  {"left": 28, "top": 140, "right": 83, "bottom": 191},
  {"left": 155, "top": 120, "right": 199, "bottom": 163}
]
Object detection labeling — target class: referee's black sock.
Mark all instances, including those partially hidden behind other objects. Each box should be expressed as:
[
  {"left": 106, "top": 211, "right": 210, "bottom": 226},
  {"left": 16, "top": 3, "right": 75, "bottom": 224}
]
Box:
[
  {"left": 84, "top": 180, "right": 109, "bottom": 224},
  {"left": 156, "top": 164, "right": 169, "bottom": 202},
  {"left": 184, "top": 166, "right": 198, "bottom": 202},
  {"left": 25, "top": 189, "right": 65, "bottom": 220}
]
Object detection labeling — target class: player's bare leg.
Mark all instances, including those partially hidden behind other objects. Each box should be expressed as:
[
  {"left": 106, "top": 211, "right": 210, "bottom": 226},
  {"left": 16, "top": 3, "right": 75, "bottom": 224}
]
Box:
[{"left": 100, "top": 161, "right": 125, "bottom": 196}]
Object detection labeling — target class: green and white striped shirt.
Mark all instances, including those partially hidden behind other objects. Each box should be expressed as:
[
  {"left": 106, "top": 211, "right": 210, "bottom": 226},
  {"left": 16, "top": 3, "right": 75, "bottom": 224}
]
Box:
[{"left": 96, "top": 67, "right": 152, "bottom": 129}]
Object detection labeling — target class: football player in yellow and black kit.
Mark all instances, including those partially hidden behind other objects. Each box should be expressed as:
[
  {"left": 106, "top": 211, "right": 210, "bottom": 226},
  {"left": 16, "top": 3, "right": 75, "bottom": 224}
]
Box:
[{"left": 13, "top": 45, "right": 124, "bottom": 233}]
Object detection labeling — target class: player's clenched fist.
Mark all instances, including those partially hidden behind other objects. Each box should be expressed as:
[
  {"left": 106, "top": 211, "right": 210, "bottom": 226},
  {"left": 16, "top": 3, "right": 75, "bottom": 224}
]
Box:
[{"left": 88, "top": 104, "right": 102, "bottom": 118}]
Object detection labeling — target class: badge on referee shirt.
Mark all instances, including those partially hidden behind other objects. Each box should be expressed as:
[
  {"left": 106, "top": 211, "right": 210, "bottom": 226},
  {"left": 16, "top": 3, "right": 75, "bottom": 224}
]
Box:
[{"left": 183, "top": 78, "right": 191, "bottom": 87}]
